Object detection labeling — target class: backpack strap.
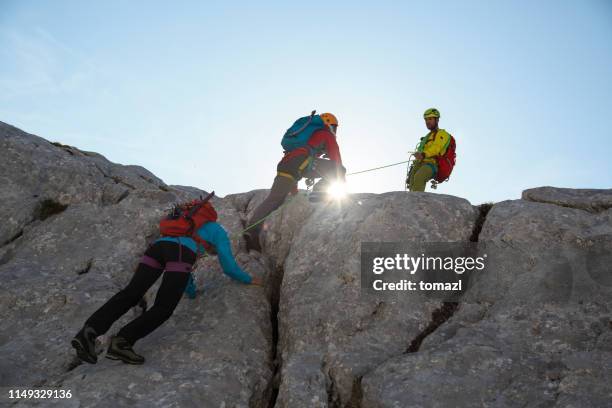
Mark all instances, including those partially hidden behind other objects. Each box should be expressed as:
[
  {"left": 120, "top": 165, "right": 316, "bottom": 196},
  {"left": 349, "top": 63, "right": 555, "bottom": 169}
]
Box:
[
  {"left": 183, "top": 191, "right": 216, "bottom": 235},
  {"left": 417, "top": 130, "right": 437, "bottom": 153},
  {"left": 429, "top": 130, "right": 439, "bottom": 143}
]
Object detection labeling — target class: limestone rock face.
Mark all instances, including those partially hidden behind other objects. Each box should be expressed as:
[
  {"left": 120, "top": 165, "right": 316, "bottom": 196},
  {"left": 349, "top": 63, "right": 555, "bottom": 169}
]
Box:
[
  {"left": 273, "top": 193, "right": 478, "bottom": 407},
  {"left": 260, "top": 192, "right": 315, "bottom": 271},
  {"left": 0, "top": 122, "right": 273, "bottom": 407},
  {"left": 361, "top": 199, "right": 612, "bottom": 408},
  {"left": 2, "top": 120, "right": 611, "bottom": 407},
  {"left": 522, "top": 186, "right": 612, "bottom": 213}
]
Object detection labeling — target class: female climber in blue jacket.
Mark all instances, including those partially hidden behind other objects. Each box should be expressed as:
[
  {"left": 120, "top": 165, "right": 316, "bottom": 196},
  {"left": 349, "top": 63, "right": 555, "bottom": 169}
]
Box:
[{"left": 71, "top": 211, "right": 261, "bottom": 365}]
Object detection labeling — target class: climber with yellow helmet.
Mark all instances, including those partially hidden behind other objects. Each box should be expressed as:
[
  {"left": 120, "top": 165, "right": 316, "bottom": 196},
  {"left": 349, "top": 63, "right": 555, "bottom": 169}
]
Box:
[
  {"left": 406, "top": 108, "right": 456, "bottom": 191},
  {"left": 244, "top": 110, "right": 346, "bottom": 251}
]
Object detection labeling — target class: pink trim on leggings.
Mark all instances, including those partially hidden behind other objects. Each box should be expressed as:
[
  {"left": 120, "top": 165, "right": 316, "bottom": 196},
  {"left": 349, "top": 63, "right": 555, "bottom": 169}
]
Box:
[{"left": 140, "top": 255, "right": 163, "bottom": 269}]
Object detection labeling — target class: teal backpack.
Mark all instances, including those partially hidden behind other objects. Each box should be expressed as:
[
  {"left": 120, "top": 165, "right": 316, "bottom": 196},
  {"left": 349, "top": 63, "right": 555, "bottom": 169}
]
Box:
[{"left": 281, "top": 110, "right": 326, "bottom": 152}]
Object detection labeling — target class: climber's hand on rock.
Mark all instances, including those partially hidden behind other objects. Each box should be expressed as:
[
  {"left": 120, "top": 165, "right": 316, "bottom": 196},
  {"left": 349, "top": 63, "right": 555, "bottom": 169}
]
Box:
[{"left": 250, "top": 276, "right": 263, "bottom": 286}]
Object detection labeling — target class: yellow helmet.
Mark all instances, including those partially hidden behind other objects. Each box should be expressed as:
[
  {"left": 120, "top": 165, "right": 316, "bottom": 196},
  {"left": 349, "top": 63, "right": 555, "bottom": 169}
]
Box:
[
  {"left": 320, "top": 112, "right": 338, "bottom": 127},
  {"left": 423, "top": 108, "right": 440, "bottom": 119}
]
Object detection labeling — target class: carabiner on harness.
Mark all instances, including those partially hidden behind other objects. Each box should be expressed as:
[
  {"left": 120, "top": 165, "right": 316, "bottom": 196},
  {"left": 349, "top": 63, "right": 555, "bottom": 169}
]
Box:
[{"left": 305, "top": 177, "right": 315, "bottom": 190}]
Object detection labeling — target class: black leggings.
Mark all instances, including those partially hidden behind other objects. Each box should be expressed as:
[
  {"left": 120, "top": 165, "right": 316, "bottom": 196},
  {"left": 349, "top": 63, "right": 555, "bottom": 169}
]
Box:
[{"left": 85, "top": 241, "right": 196, "bottom": 345}]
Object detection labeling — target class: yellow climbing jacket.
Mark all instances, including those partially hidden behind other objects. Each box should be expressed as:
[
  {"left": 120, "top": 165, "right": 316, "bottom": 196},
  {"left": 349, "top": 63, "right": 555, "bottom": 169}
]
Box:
[{"left": 417, "top": 129, "right": 451, "bottom": 166}]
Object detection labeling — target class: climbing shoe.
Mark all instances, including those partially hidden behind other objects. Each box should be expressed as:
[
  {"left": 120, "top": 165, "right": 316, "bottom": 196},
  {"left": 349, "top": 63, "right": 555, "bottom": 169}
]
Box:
[
  {"left": 71, "top": 325, "right": 98, "bottom": 364},
  {"left": 309, "top": 179, "right": 329, "bottom": 203},
  {"left": 105, "top": 336, "right": 145, "bottom": 365}
]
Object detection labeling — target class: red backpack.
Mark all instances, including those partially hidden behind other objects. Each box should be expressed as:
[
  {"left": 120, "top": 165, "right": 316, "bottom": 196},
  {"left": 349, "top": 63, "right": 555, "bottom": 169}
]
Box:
[
  {"left": 159, "top": 191, "right": 217, "bottom": 252},
  {"left": 434, "top": 135, "right": 456, "bottom": 183}
]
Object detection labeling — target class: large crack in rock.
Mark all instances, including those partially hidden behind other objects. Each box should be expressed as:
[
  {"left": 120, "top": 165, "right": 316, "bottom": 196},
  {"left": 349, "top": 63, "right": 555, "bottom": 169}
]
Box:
[
  {"left": 224, "top": 190, "right": 279, "bottom": 408},
  {"left": 227, "top": 190, "right": 323, "bottom": 407},
  {"left": 350, "top": 200, "right": 494, "bottom": 405},
  {"left": 1, "top": 228, "right": 23, "bottom": 249},
  {"left": 394, "top": 203, "right": 492, "bottom": 355},
  {"left": 225, "top": 189, "right": 307, "bottom": 408},
  {"left": 405, "top": 301, "right": 459, "bottom": 353},
  {"left": 264, "top": 265, "right": 283, "bottom": 408},
  {"left": 469, "top": 202, "right": 493, "bottom": 242},
  {"left": 271, "top": 193, "right": 477, "bottom": 407},
  {"left": 360, "top": 197, "right": 612, "bottom": 407}
]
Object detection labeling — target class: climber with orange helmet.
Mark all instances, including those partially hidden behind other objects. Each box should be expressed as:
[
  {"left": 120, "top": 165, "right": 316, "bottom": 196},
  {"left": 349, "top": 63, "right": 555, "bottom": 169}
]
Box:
[{"left": 244, "top": 111, "right": 346, "bottom": 251}]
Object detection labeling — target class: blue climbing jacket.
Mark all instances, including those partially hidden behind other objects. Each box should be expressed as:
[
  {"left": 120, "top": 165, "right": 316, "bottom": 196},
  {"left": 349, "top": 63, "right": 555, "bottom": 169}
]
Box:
[{"left": 156, "top": 221, "right": 252, "bottom": 284}]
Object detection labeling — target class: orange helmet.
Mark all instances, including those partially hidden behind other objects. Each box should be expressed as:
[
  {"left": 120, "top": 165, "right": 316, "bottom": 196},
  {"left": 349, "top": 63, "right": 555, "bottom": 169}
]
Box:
[{"left": 320, "top": 112, "right": 338, "bottom": 127}]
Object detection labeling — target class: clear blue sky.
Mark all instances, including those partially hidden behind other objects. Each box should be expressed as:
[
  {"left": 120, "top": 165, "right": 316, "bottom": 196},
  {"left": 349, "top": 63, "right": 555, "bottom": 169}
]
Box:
[{"left": 1, "top": 1, "right": 611, "bottom": 204}]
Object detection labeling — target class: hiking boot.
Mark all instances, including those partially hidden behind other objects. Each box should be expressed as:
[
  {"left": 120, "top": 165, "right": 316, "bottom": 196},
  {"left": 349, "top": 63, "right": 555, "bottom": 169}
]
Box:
[
  {"left": 309, "top": 179, "right": 329, "bottom": 203},
  {"left": 71, "top": 325, "right": 98, "bottom": 364},
  {"left": 105, "top": 336, "right": 145, "bottom": 365}
]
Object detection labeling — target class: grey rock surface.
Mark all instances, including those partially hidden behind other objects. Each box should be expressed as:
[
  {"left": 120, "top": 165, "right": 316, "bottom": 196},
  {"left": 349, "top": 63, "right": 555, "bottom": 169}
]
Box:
[
  {"left": 259, "top": 192, "right": 315, "bottom": 271},
  {"left": 48, "top": 254, "right": 273, "bottom": 408},
  {"left": 0, "top": 122, "right": 273, "bottom": 407},
  {"left": 523, "top": 186, "right": 612, "bottom": 213},
  {"left": 2, "top": 120, "right": 611, "bottom": 407},
  {"left": 273, "top": 193, "right": 478, "bottom": 407},
  {"left": 361, "top": 199, "right": 612, "bottom": 407}
]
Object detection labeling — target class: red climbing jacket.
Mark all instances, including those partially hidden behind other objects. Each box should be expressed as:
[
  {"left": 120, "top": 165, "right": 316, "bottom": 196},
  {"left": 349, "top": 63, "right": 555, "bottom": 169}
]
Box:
[{"left": 281, "top": 128, "right": 343, "bottom": 164}]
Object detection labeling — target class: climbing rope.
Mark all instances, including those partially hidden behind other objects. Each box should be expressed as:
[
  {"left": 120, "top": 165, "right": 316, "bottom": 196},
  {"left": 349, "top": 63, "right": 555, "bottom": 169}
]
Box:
[
  {"left": 235, "top": 153, "right": 420, "bottom": 237},
  {"left": 193, "top": 153, "right": 428, "bottom": 296},
  {"left": 346, "top": 152, "right": 416, "bottom": 176},
  {"left": 234, "top": 193, "right": 297, "bottom": 237},
  {"left": 346, "top": 160, "right": 411, "bottom": 176}
]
